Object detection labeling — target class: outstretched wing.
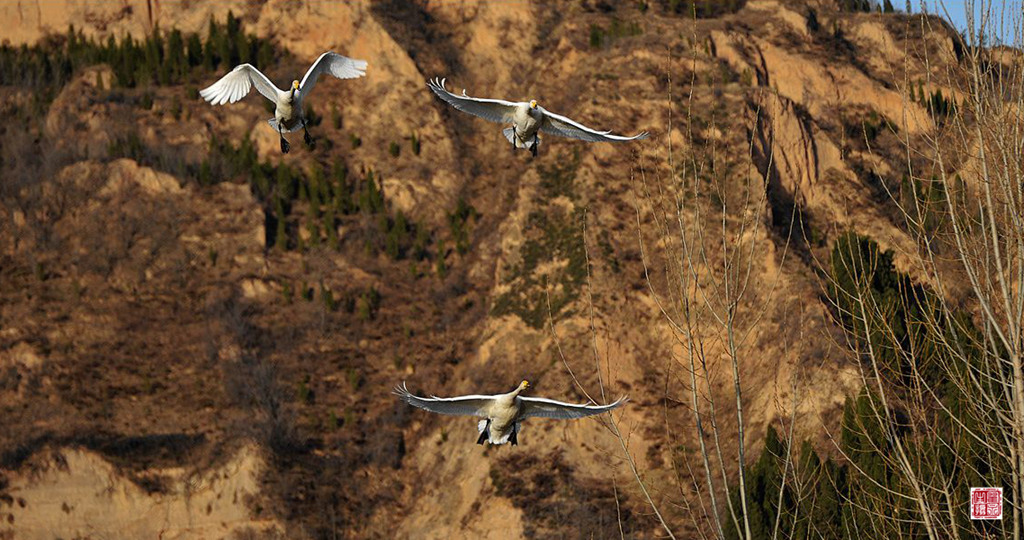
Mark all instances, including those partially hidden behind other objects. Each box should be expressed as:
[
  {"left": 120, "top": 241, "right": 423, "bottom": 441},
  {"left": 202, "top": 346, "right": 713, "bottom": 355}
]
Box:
[
  {"left": 393, "top": 382, "right": 494, "bottom": 417},
  {"left": 519, "top": 395, "right": 628, "bottom": 420},
  {"left": 539, "top": 107, "right": 649, "bottom": 142},
  {"left": 427, "top": 77, "right": 519, "bottom": 124},
  {"left": 200, "top": 64, "right": 280, "bottom": 106},
  {"left": 298, "top": 51, "right": 368, "bottom": 100}
]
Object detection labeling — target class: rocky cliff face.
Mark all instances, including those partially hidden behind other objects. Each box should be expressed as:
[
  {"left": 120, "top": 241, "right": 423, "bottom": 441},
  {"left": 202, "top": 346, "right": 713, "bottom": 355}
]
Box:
[{"left": 0, "top": 1, "right": 967, "bottom": 538}]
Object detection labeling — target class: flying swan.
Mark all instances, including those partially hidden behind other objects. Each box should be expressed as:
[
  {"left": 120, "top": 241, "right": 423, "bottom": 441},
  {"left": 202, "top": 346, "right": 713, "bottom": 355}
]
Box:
[
  {"left": 394, "top": 380, "right": 627, "bottom": 445},
  {"left": 427, "top": 77, "right": 648, "bottom": 157},
  {"left": 200, "top": 51, "right": 367, "bottom": 153}
]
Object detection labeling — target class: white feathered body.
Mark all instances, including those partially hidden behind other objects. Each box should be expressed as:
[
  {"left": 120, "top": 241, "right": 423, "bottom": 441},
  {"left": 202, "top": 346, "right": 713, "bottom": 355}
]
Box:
[
  {"left": 480, "top": 395, "right": 524, "bottom": 444},
  {"left": 508, "top": 105, "right": 543, "bottom": 149},
  {"left": 273, "top": 91, "right": 303, "bottom": 133}
]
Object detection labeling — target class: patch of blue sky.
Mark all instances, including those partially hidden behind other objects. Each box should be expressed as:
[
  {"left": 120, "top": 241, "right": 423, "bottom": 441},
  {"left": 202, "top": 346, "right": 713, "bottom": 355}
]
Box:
[{"left": 910, "top": 0, "right": 1021, "bottom": 47}]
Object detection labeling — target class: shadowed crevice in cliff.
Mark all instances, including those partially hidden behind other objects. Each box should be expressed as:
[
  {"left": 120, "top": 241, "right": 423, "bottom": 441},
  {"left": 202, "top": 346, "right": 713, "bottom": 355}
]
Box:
[
  {"left": 0, "top": 431, "right": 207, "bottom": 474},
  {"left": 369, "top": 0, "right": 463, "bottom": 76},
  {"left": 749, "top": 97, "right": 822, "bottom": 263},
  {"left": 489, "top": 451, "right": 650, "bottom": 538},
  {"left": 259, "top": 402, "right": 409, "bottom": 537}
]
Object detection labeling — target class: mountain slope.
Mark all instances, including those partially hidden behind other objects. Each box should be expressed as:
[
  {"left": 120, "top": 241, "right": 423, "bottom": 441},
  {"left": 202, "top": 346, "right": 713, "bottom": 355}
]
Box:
[{"left": 0, "top": 1, "right": 969, "bottom": 538}]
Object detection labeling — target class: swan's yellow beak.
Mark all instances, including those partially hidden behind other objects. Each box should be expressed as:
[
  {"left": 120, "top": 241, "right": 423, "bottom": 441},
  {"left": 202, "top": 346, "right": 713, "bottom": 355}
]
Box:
[
  {"left": 529, "top": 100, "right": 537, "bottom": 109},
  {"left": 292, "top": 80, "right": 300, "bottom": 90}
]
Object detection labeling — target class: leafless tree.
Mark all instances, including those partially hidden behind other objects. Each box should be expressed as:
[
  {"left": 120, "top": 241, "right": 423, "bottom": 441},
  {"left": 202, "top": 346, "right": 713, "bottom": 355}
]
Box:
[
  {"left": 551, "top": 36, "right": 805, "bottom": 538},
  {"left": 822, "top": 1, "right": 1024, "bottom": 538}
]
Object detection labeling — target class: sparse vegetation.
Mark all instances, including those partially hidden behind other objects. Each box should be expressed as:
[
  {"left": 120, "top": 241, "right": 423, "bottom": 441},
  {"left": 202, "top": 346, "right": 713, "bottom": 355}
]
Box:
[
  {"left": 925, "top": 87, "right": 956, "bottom": 120},
  {"left": 331, "top": 104, "right": 342, "bottom": 129},
  {"left": 663, "top": 0, "right": 746, "bottom": 17},
  {"left": 492, "top": 152, "right": 586, "bottom": 328},
  {"left": 434, "top": 239, "right": 448, "bottom": 279},
  {"left": 169, "top": 95, "right": 182, "bottom": 120},
  {"left": 843, "top": 109, "right": 896, "bottom": 148},
  {"left": 410, "top": 132, "right": 421, "bottom": 155},
  {"left": 346, "top": 367, "right": 361, "bottom": 390},
  {"left": 319, "top": 283, "right": 337, "bottom": 311},
  {"left": 303, "top": 103, "right": 321, "bottom": 127},
  {"left": 107, "top": 128, "right": 441, "bottom": 265},
  {"left": 0, "top": 12, "right": 278, "bottom": 114},
  {"left": 837, "top": 0, "right": 877, "bottom": 12},
  {"left": 589, "top": 18, "right": 643, "bottom": 49},
  {"left": 296, "top": 377, "right": 313, "bottom": 405},
  {"left": 490, "top": 452, "right": 637, "bottom": 536},
  {"left": 447, "top": 197, "right": 478, "bottom": 255},
  {"left": 356, "top": 287, "right": 382, "bottom": 321}
]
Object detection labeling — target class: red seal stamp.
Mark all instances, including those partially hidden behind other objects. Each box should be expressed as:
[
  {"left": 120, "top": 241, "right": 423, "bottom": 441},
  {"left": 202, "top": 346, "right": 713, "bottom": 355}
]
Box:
[{"left": 970, "top": 487, "right": 1002, "bottom": 520}]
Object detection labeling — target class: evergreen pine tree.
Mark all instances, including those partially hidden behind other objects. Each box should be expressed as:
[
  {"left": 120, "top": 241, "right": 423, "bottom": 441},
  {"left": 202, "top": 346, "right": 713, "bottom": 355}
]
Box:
[
  {"left": 306, "top": 219, "right": 320, "bottom": 248},
  {"left": 413, "top": 226, "right": 429, "bottom": 261},
  {"left": 324, "top": 208, "right": 339, "bottom": 250},
  {"left": 166, "top": 29, "right": 185, "bottom": 81},
  {"left": 220, "top": 11, "right": 238, "bottom": 67},
  {"left": 257, "top": 40, "right": 274, "bottom": 70},
  {"left": 276, "top": 163, "right": 295, "bottom": 201},
  {"left": 360, "top": 170, "right": 385, "bottom": 213},
  {"left": 186, "top": 33, "right": 203, "bottom": 68},
  {"left": 118, "top": 34, "right": 136, "bottom": 87},
  {"left": 204, "top": 17, "right": 219, "bottom": 70},
  {"left": 394, "top": 211, "right": 408, "bottom": 248},
  {"left": 385, "top": 220, "right": 401, "bottom": 259},
  {"left": 313, "top": 166, "right": 330, "bottom": 204},
  {"left": 435, "top": 240, "right": 448, "bottom": 278},
  {"left": 275, "top": 197, "right": 289, "bottom": 251},
  {"left": 332, "top": 160, "right": 351, "bottom": 214},
  {"left": 198, "top": 159, "right": 213, "bottom": 186},
  {"left": 104, "top": 34, "right": 118, "bottom": 68},
  {"left": 309, "top": 176, "right": 321, "bottom": 212},
  {"left": 331, "top": 104, "right": 342, "bottom": 129},
  {"left": 147, "top": 25, "right": 165, "bottom": 85}
]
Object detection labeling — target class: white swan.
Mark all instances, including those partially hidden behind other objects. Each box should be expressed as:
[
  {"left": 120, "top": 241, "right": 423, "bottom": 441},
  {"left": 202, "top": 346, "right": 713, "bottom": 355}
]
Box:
[
  {"left": 427, "top": 77, "right": 648, "bottom": 157},
  {"left": 200, "top": 51, "right": 367, "bottom": 153},
  {"left": 394, "top": 380, "right": 627, "bottom": 445}
]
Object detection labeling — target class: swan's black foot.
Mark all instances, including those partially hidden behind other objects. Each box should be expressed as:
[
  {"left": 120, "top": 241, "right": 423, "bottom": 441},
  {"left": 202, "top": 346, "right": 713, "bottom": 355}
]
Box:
[
  {"left": 280, "top": 137, "right": 290, "bottom": 154},
  {"left": 510, "top": 426, "right": 519, "bottom": 446},
  {"left": 530, "top": 143, "right": 538, "bottom": 158},
  {"left": 303, "top": 128, "right": 315, "bottom": 150},
  {"left": 476, "top": 420, "right": 490, "bottom": 445}
]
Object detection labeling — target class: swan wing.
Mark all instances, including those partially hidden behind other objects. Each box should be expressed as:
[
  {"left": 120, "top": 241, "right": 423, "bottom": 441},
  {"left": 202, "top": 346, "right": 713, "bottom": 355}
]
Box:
[
  {"left": 393, "top": 382, "right": 494, "bottom": 417},
  {"left": 519, "top": 395, "right": 628, "bottom": 420},
  {"left": 200, "top": 64, "right": 280, "bottom": 106},
  {"left": 298, "top": 51, "right": 368, "bottom": 100},
  {"left": 539, "top": 107, "right": 649, "bottom": 142},
  {"left": 427, "top": 77, "right": 519, "bottom": 124}
]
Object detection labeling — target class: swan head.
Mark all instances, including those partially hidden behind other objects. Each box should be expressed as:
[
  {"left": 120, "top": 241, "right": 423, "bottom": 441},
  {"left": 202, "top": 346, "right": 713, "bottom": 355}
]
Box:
[
  {"left": 519, "top": 380, "right": 530, "bottom": 391},
  {"left": 529, "top": 100, "right": 537, "bottom": 109},
  {"left": 291, "top": 80, "right": 300, "bottom": 93}
]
